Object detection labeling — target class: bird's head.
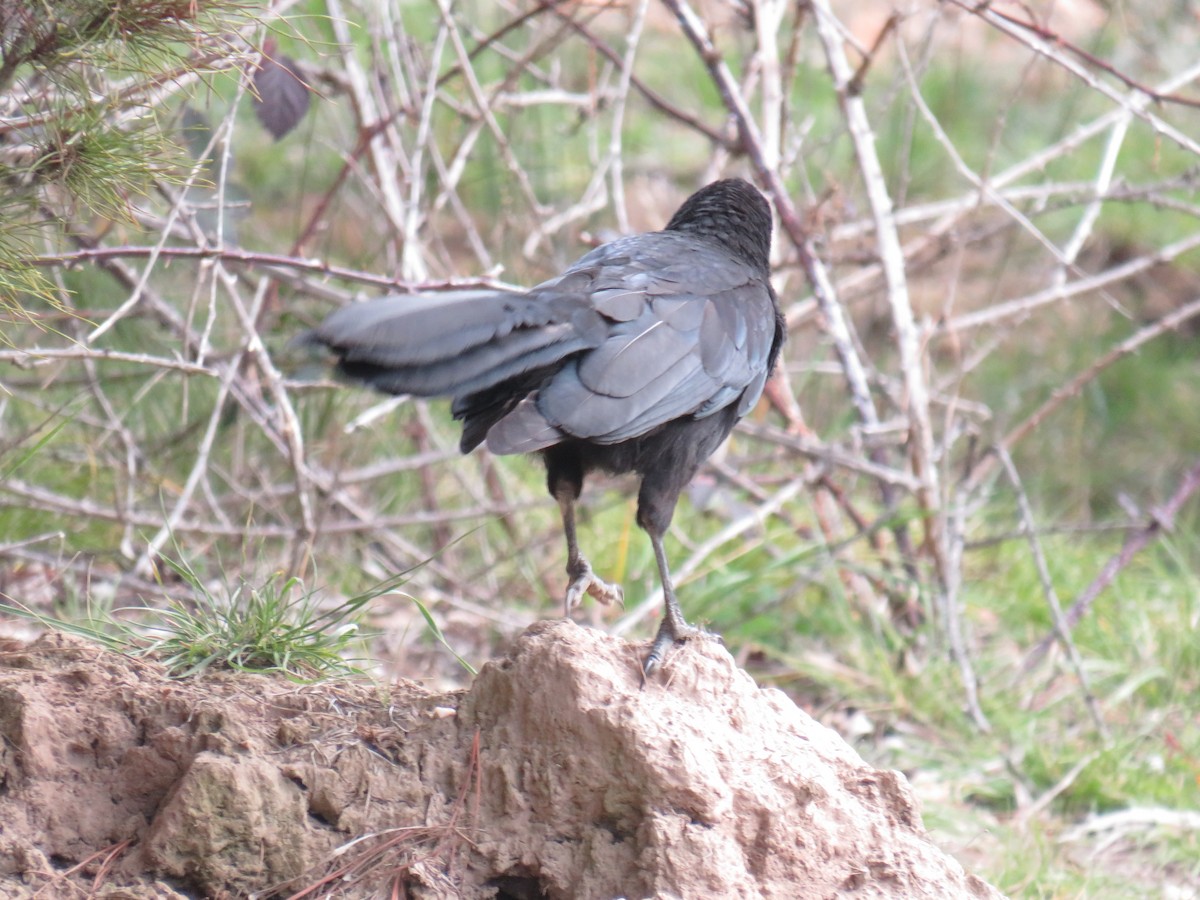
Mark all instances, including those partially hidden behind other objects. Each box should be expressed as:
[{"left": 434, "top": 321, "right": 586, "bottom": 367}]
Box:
[{"left": 664, "top": 178, "right": 773, "bottom": 275}]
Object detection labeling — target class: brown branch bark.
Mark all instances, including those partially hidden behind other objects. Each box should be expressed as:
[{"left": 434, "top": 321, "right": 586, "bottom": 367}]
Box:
[{"left": 1022, "top": 460, "right": 1200, "bottom": 673}]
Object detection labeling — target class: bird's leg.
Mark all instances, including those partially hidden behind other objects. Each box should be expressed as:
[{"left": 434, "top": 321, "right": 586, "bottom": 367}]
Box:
[
  {"left": 557, "top": 490, "right": 624, "bottom": 616},
  {"left": 642, "top": 527, "right": 716, "bottom": 676},
  {"left": 637, "top": 471, "right": 722, "bottom": 676}
]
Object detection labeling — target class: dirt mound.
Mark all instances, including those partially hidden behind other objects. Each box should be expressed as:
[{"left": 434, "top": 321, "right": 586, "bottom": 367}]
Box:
[{"left": 0, "top": 623, "right": 1003, "bottom": 898}]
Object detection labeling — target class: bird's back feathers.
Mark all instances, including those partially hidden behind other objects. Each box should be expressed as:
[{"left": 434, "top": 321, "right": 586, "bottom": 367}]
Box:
[{"left": 310, "top": 178, "right": 784, "bottom": 458}]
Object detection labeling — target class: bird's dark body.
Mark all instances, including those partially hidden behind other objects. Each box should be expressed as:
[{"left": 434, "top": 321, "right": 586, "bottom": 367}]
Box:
[
  {"left": 544, "top": 404, "right": 741, "bottom": 532},
  {"left": 312, "top": 178, "right": 784, "bottom": 672}
]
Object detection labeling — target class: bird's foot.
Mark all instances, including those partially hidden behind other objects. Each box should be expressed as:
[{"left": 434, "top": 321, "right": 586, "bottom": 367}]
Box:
[
  {"left": 642, "top": 614, "right": 720, "bottom": 678},
  {"left": 563, "top": 563, "right": 624, "bottom": 617}
]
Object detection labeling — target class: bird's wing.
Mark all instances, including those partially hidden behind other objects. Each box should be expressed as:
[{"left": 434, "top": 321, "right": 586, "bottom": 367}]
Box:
[
  {"left": 313, "top": 288, "right": 606, "bottom": 399},
  {"left": 487, "top": 233, "right": 776, "bottom": 452}
]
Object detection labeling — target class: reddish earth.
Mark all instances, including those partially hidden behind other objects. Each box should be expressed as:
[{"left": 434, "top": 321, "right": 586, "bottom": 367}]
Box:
[{"left": 0, "top": 621, "right": 1003, "bottom": 898}]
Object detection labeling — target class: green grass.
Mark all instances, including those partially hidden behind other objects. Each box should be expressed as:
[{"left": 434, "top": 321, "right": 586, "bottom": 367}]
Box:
[
  {"left": 4, "top": 3, "right": 1200, "bottom": 894},
  {"left": 0, "top": 548, "right": 377, "bottom": 679},
  {"left": 810, "top": 525, "right": 1200, "bottom": 897},
  {"left": 132, "top": 557, "right": 371, "bottom": 677}
]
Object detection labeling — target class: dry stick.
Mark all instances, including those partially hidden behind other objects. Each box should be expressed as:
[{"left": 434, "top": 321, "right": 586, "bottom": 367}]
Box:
[
  {"left": 208, "top": 35, "right": 258, "bottom": 338},
  {"left": 827, "top": 58, "right": 1200, "bottom": 340},
  {"left": 521, "top": 184, "right": 611, "bottom": 259},
  {"left": 38, "top": 261, "right": 140, "bottom": 561},
  {"left": 483, "top": 10, "right": 620, "bottom": 259},
  {"left": 254, "top": 425, "right": 497, "bottom": 609},
  {"left": 754, "top": 0, "right": 787, "bottom": 172},
  {"left": 896, "top": 39, "right": 1076, "bottom": 270},
  {"left": 1060, "top": 805, "right": 1200, "bottom": 844},
  {"left": 425, "top": 138, "right": 495, "bottom": 272},
  {"left": 76, "top": 339, "right": 140, "bottom": 560},
  {"left": 812, "top": 1, "right": 996, "bottom": 726},
  {"left": 289, "top": 113, "right": 406, "bottom": 260},
  {"left": 1016, "top": 749, "right": 1103, "bottom": 830},
  {"left": 966, "top": 520, "right": 1141, "bottom": 550},
  {"left": 552, "top": 10, "right": 736, "bottom": 151},
  {"left": 400, "top": 24, "right": 448, "bottom": 283},
  {"left": 132, "top": 279, "right": 274, "bottom": 579},
  {"left": 965, "top": 295, "right": 1200, "bottom": 496},
  {"left": 0, "top": 477, "right": 527, "bottom": 536},
  {"left": 429, "top": 3, "right": 604, "bottom": 260},
  {"left": 607, "top": 0, "right": 650, "bottom": 234},
  {"left": 0, "top": 347, "right": 217, "bottom": 376},
  {"left": 813, "top": 489, "right": 895, "bottom": 623},
  {"left": 425, "top": 14, "right": 575, "bottom": 247},
  {"left": 810, "top": 0, "right": 942, "bottom": 564},
  {"left": 435, "top": 0, "right": 567, "bottom": 92},
  {"left": 435, "top": 0, "right": 547, "bottom": 218},
  {"left": 328, "top": 0, "right": 418, "bottom": 275},
  {"left": 943, "top": 492, "right": 990, "bottom": 731},
  {"left": 753, "top": 0, "right": 811, "bottom": 436},
  {"left": 88, "top": 26, "right": 264, "bottom": 351},
  {"left": 366, "top": 27, "right": 450, "bottom": 543},
  {"left": 830, "top": 177, "right": 1171, "bottom": 243},
  {"left": 31, "top": 244, "right": 518, "bottom": 293},
  {"left": 36, "top": 242, "right": 363, "bottom": 601},
  {"left": 948, "top": 0, "right": 1200, "bottom": 112},
  {"left": 53, "top": 239, "right": 296, "bottom": 471},
  {"left": 737, "top": 421, "right": 920, "bottom": 491},
  {"left": 815, "top": 178, "right": 1200, "bottom": 356},
  {"left": 775, "top": 445, "right": 926, "bottom": 626},
  {"left": 846, "top": 12, "right": 900, "bottom": 99},
  {"left": 513, "top": 15, "right": 621, "bottom": 262},
  {"left": 217, "top": 268, "right": 318, "bottom": 574},
  {"left": 808, "top": 0, "right": 969, "bottom": 640},
  {"left": 972, "top": 58, "right": 1200, "bottom": 197},
  {"left": 953, "top": 1, "right": 1200, "bottom": 158},
  {"left": 662, "top": 0, "right": 930, "bottom": 632},
  {"left": 709, "top": 457, "right": 810, "bottom": 536},
  {"left": 281, "top": 827, "right": 445, "bottom": 899},
  {"left": 1023, "top": 459, "right": 1200, "bottom": 674},
  {"left": 25, "top": 837, "right": 133, "bottom": 898},
  {"left": 173, "top": 59, "right": 316, "bottom": 572},
  {"left": 996, "top": 447, "right": 1108, "bottom": 738},
  {"left": 1002, "top": 296, "right": 1200, "bottom": 450},
  {"left": 948, "top": 230, "right": 1200, "bottom": 336},
  {"left": 1056, "top": 114, "right": 1129, "bottom": 284},
  {"left": 47, "top": 243, "right": 493, "bottom": 615},
  {"left": 411, "top": 405, "right": 473, "bottom": 570},
  {"left": 262, "top": 389, "right": 495, "bottom": 605}
]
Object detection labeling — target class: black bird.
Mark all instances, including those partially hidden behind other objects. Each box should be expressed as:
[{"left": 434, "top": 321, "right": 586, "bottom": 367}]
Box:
[{"left": 312, "top": 178, "right": 785, "bottom": 674}]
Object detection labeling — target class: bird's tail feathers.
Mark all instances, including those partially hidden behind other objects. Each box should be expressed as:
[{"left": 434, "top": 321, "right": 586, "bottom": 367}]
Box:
[{"left": 314, "top": 291, "right": 587, "bottom": 399}]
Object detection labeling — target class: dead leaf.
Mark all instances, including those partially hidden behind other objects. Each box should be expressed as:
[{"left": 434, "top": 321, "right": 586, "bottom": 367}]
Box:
[{"left": 253, "top": 53, "right": 310, "bottom": 140}]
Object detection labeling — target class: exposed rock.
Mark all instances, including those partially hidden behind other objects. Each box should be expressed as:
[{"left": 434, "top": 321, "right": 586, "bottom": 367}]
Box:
[{"left": 0, "top": 623, "right": 1003, "bottom": 898}]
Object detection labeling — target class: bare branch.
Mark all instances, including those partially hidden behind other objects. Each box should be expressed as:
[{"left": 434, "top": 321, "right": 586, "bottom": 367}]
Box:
[{"left": 1023, "top": 460, "right": 1200, "bottom": 673}]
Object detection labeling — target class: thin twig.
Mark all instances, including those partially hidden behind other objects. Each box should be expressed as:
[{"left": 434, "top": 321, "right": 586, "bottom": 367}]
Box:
[
  {"left": 996, "top": 447, "right": 1108, "bottom": 737},
  {"left": 811, "top": 0, "right": 944, "bottom": 578},
  {"left": 31, "top": 245, "right": 520, "bottom": 294},
  {"left": 967, "top": 295, "right": 1200, "bottom": 494},
  {"left": 948, "top": 0, "right": 1200, "bottom": 111},
  {"left": 944, "top": 492, "right": 991, "bottom": 731},
  {"left": 1023, "top": 459, "right": 1200, "bottom": 672}
]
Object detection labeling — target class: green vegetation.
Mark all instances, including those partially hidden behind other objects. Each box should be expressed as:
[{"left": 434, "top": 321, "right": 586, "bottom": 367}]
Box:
[
  {"left": 131, "top": 560, "right": 369, "bottom": 678},
  {"left": 0, "top": 555, "right": 374, "bottom": 679},
  {"left": 2, "top": 0, "right": 1199, "bottom": 894}
]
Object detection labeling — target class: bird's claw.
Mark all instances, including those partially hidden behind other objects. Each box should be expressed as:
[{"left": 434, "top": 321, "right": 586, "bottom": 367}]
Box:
[
  {"left": 563, "top": 564, "right": 624, "bottom": 617},
  {"left": 642, "top": 617, "right": 720, "bottom": 679}
]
